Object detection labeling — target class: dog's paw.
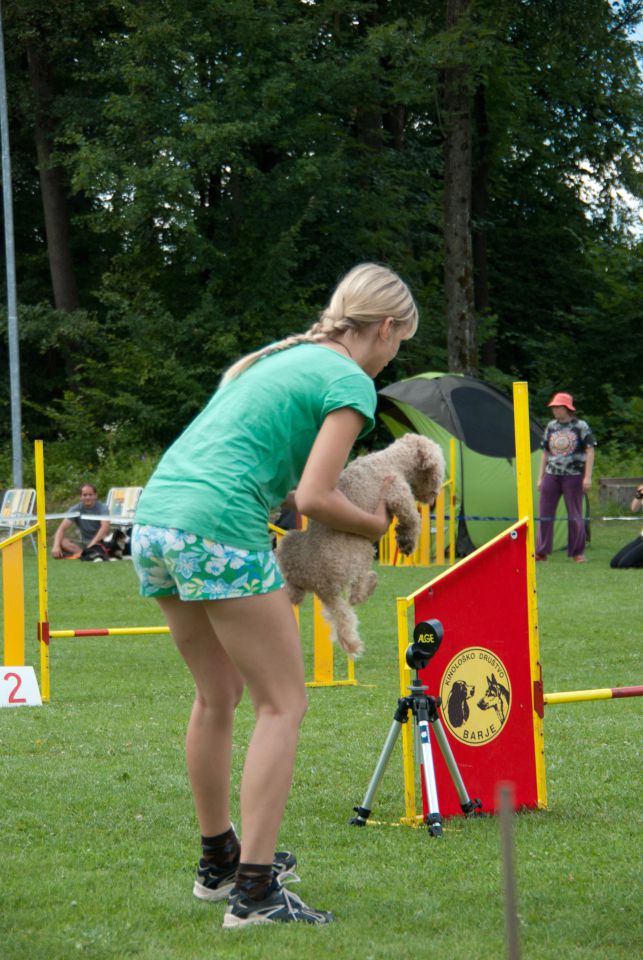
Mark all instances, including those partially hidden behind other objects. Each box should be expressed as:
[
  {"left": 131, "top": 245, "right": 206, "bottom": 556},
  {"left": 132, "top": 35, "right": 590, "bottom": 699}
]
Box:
[
  {"left": 349, "top": 571, "right": 377, "bottom": 606},
  {"left": 337, "top": 632, "right": 364, "bottom": 659},
  {"left": 396, "top": 527, "right": 419, "bottom": 556}
]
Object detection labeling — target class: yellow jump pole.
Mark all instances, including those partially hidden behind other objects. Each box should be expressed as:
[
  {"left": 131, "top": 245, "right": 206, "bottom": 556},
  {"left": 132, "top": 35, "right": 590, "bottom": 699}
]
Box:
[
  {"left": 512, "top": 382, "right": 546, "bottom": 807},
  {"left": 35, "top": 440, "right": 51, "bottom": 702},
  {"left": 449, "top": 438, "right": 456, "bottom": 564},
  {"left": 434, "top": 488, "right": 445, "bottom": 564},
  {"left": 2, "top": 537, "right": 25, "bottom": 666},
  {"left": 397, "top": 596, "right": 418, "bottom": 825},
  {"left": 306, "top": 598, "right": 357, "bottom": 687},
  {"left": 544, "top": 686, "right": 643, "bottom": 705},
  {"left": 311, "top": 595, "right": 333, "bottom": 684},
  {"left": 378, "top": 525, "right": 391, "bottom": 564},
  {"left": 417, "top": 503, "right": 429, "bottom": 565},
  {"left": 49, "top": 626, "right": 171, "bottom": 638}
]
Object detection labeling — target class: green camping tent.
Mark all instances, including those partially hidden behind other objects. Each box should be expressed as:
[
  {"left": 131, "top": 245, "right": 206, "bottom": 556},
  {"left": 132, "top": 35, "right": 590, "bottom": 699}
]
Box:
[{"left": 378, "top": 373, "right": 570, "bottom": 554}]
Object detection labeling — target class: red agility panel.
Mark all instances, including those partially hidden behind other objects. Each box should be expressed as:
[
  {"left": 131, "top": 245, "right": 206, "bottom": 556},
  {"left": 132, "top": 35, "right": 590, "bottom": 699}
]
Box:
[{"left": 412, "top": 522, "right": 544, "bottom": 817}]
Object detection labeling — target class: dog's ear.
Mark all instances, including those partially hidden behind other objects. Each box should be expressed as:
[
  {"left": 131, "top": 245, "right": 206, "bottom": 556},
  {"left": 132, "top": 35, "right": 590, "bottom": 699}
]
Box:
[
  {"left": 418, "top": 440, "right": 445, "bottom": 497},
  {"left": 418, "top": 437, "right": 445, "bottom": 475},
  {"left": 415, "top": 437, "right": 434, "bottom": 469}
]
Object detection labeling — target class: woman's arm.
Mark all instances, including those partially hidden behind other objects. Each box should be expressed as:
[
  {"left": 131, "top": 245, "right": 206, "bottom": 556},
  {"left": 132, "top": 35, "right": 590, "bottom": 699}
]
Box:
[
  {"left": 51, "top": 517, "right": 73, "bottom": 558},
  {"left": 85, "top": 519, "right": 112, "bottom": 549},
  {"left": 295, "top": 407, "right": 392, "bottom": 540},
  {"left": 582, "top": 446, "right": 595, "bottom": 492},
  {"left": 537, "top": 450, "right": 549, "bottom": 490}
]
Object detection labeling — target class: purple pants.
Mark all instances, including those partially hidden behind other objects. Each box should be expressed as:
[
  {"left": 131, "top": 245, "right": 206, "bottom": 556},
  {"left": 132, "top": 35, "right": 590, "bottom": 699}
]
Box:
[{"left": 536, "top": 473, "right": 586, "bottom": 557}]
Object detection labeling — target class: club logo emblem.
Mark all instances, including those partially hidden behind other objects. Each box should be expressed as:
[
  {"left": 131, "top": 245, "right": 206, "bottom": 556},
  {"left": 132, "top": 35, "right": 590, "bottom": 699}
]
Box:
[{"left": 440, "top": 647, "right": 511, "bottom": 746}]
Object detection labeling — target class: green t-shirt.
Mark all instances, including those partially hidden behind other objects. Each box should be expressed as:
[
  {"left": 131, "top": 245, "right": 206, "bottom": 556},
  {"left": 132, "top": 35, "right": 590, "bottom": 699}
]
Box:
[{"left": 135, "top": 344, "right": 377, "bottom": 550}]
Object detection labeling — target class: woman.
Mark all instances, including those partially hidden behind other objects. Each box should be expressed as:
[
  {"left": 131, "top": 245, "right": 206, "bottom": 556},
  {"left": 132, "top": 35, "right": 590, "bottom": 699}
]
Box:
[
  {"left": 610, "top": 485, "right": 643, "bottom": 569},
  {"left": 535, "top": 392, "right": 596, "bottom": 563},
  {"left": 131, "top": 263, "right": 419, "bottom": 927}
]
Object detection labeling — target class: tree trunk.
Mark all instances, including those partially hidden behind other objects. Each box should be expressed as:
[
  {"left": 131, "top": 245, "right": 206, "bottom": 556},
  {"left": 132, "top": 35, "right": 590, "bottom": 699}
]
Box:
[
  {"left": 383, "top": 103, "right": 405, "bottom": 151},
  {"left": 443, "top": 0, "right": 476, "bottom": 374},
  {"left": 473, "top": 82, "right": 495, "bottom": 367},
  {"left": 26, "top": 42, "right": 79, "bottom": 312}
]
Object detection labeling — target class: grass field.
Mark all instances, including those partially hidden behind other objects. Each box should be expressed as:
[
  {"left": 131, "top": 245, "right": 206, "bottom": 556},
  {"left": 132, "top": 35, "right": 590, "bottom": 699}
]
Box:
[{"left": 1, "top": 520, "right": 641, "bottom": 959}]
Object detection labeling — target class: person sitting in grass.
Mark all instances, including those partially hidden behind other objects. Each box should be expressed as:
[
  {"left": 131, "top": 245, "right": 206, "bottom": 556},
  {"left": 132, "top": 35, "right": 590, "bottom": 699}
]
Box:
[
  {"left": 610, "top": 484, "right": 643, "bottom": 569},
  {"left": 51, "top": 483, "right": 111, "bottom": 558}
]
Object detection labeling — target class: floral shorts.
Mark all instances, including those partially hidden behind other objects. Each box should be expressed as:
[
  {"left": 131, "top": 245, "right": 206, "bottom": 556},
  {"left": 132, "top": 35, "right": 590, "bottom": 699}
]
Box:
[{"left": 131, "top": 524, "right": 284, "bottom": 600}]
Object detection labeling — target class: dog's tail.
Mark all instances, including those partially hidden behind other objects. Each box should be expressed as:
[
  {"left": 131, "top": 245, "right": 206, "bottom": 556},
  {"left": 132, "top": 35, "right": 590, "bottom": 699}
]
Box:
[{"left": 320, "top": 596, "right": 364, "bottom": 659}]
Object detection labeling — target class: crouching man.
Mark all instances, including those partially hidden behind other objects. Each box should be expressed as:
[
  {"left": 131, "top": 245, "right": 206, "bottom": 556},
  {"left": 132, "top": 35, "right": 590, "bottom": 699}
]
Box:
[{"left": 51, "top": 483, "right": 110, "bottom": 558}]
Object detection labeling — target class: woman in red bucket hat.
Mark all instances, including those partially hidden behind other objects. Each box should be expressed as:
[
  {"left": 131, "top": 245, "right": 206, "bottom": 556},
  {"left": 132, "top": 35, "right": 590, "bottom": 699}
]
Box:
[{"left": 535, "top": 392, "right": 596, "bottom": 562}]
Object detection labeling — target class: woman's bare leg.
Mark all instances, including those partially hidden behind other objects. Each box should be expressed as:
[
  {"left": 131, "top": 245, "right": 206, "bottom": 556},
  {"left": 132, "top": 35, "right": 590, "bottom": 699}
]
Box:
[
  {"left": 156, "top": 595, "right": 244, "bottom": 837},
  {"left": 202, "top": 589, "right": 307, "bottom": 866}
]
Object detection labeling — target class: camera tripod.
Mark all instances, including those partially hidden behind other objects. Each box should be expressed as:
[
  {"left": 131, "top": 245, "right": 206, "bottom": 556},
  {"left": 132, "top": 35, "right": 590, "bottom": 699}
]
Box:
[{"left": 349, "top": 619, "right": 482, "bottom": 836}]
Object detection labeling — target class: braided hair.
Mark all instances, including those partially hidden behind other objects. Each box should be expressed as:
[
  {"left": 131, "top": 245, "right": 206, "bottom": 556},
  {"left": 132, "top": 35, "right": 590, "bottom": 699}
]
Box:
[{"left": 220, "top": 263, "right": 418, "bottom": 385}]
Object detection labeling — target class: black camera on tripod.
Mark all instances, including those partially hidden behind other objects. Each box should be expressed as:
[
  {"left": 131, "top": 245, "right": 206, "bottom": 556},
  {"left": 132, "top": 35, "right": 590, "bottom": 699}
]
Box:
[{"left": 406, "top": 618, "right": 444, "bottom": 671}]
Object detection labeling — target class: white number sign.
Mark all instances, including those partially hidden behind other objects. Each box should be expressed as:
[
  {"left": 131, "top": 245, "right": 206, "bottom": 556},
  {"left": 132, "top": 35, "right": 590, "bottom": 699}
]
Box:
[{"left": 0, "top": 667, "right": 43, "bottom": 707}]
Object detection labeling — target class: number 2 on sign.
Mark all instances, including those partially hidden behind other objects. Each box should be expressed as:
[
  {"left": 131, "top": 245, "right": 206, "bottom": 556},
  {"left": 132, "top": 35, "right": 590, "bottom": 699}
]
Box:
[{"left": 3, "top": 672, "right": 27, "bottom": 704}]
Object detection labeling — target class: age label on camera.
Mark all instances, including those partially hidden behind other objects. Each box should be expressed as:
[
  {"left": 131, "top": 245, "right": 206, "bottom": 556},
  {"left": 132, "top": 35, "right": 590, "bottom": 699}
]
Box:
[{"left": 0, "top": 667, "right": 43, "bottom": 708}]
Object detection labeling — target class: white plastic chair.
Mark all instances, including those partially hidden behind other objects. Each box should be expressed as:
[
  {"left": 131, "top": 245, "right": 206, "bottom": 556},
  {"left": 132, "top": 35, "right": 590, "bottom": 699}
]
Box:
[
  {"left": 0, "top": 488, "right": 37, "bottom": 551},
  {"left": 105, "top": 487, "right": 143, "bottom": 523}
]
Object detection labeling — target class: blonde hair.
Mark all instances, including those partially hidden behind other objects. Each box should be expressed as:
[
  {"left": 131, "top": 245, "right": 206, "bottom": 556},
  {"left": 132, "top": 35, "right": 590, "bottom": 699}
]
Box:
[{"left": 220, "top": 262, "right": 418, "bottom": 384}]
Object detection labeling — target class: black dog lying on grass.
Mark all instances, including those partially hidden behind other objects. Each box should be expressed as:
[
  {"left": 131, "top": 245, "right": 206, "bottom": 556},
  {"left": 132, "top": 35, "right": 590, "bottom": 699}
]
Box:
[{"left": 80, "top": 529, "right": 128, "bottom": 562}]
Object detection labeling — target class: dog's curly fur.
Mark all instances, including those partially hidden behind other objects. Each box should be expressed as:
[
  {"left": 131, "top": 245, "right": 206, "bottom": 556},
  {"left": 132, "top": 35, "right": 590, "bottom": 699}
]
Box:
[{"left": 276, "top": 434, "right": 444, "bottom": 658}]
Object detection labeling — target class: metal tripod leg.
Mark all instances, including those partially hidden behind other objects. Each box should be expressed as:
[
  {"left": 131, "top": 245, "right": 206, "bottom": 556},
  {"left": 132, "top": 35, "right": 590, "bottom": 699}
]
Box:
[
  {"left": 413, "top": 687, "right": 483, "bottom": 834},
  {"left": 415, "top": 704, "right": 443, "bottom": 836},
  {"left": 349, "top": 700, "right": 408, "bottom": 826},
  {"left": 430, "top": 715, "right": 482, "bottom": 815}
]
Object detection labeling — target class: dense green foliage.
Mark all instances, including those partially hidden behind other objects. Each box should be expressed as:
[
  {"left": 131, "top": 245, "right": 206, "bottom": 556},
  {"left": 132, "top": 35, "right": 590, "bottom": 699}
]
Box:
[{"left": 0, "top": 0, "right": 641, "bottom": 486}]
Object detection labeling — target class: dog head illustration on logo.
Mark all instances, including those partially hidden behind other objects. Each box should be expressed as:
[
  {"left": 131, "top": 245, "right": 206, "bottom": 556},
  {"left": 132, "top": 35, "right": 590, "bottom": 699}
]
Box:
[
  {"left": 477, "top": 673, "right": 510, "bottom": 725},
  {"left": 446, "top": 680, "right": 476, "bottom": 728}
]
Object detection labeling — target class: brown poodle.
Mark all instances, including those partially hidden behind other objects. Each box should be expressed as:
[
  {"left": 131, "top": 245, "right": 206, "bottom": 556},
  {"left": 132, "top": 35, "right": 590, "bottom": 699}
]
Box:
[{"left": 276, "top": 434, "right": 444, "bottom": 658}]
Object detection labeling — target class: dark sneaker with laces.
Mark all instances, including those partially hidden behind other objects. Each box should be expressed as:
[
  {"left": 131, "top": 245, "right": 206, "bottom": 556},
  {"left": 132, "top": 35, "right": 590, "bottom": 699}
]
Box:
[
  {"left": 223, "top": 877, "right": 334, "bottom": 927},
  {"left": 193, "top": 851, "right": 299, "bottom": 902}
]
